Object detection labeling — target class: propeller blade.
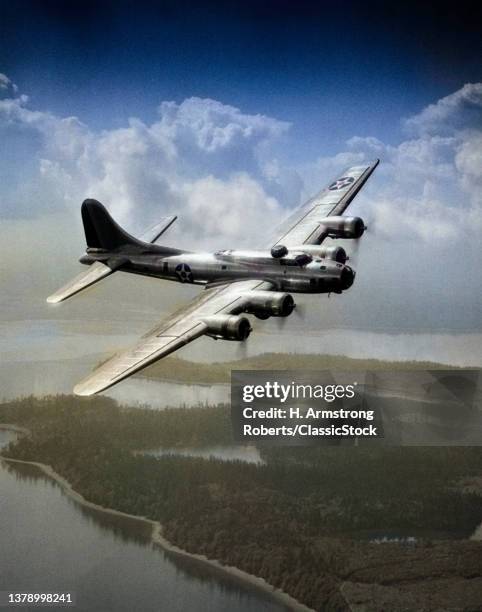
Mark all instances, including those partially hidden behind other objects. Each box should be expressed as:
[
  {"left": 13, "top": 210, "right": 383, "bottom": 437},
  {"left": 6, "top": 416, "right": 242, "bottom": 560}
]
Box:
[
  {"left": 235, "top": 339, "right": 249, "bottom": 359},
  {"left": 292, "top": 301, "right": 307, "bottom": 321},
  {"left": 275, "top": 316, "right": 289, "bottom": 330}
]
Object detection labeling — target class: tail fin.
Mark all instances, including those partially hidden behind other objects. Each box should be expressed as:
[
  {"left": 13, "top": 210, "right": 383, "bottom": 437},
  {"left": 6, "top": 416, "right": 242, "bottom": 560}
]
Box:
[{"left": 81, "top": 199, "right": 142, "bottom": 250}]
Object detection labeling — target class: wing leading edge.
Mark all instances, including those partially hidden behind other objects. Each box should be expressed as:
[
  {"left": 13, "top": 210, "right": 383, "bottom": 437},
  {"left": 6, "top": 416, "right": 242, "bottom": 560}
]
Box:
[
  {"left": 268, "top": 159, "right": 379, "bottom": 248},
  {"left": 73, "top": 279, "right": 272, "bottom": 396}
]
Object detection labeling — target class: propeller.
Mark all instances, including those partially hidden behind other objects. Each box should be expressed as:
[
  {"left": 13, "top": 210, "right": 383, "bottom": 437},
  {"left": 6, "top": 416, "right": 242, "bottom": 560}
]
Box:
[
  {"left": 235, "top": 336, "right": 249, "bottom": 359},
  {"left": 347, "top": 217, "right": 373, "bottom": 264},
  {"left": 274, "top": 300, "right": 307, "bottom": 330},
  {"left": 293, "top": 301, "right": 307, "bottom": 321},
  {"left": 349, "top": 236, "right": 362, "bottom": 265},
  {"left": 275, "top": 316, "right": 289, "bottom": 331}
]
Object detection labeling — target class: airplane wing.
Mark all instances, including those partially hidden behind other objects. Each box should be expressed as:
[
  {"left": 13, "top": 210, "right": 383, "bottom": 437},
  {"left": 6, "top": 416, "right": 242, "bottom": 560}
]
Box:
[
  {"left": 73, "top": 279, "right": 272, "bottom": 396},
  {"left": 268, "top": 159, "right": 379, "bottom": 248}
]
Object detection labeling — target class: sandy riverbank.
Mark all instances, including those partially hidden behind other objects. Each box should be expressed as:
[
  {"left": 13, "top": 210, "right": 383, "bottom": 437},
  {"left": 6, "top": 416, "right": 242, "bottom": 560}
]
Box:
[{"left": 0, "top": 427, "right": 313, "bottom": 612}]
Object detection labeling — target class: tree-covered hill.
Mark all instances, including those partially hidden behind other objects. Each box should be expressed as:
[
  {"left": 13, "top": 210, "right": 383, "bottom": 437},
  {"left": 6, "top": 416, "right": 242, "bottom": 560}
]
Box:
[{"left": 138, "top": 352, "right": 457, "bottom": 384}]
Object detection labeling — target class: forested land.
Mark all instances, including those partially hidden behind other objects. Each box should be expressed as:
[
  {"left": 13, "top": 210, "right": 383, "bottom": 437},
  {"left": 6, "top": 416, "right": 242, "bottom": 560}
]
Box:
[
  {"left": 1, "top": 396, "right": 482, "bottom": 611},
  {"left": 139, "top": 352, "right": 454, "bottom": 384}
]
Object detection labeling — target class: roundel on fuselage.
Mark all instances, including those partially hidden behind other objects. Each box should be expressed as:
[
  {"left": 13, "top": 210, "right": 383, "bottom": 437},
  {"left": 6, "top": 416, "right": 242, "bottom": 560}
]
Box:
[{"left": 175, "top": 263, "right": 194, "bottom": 283}]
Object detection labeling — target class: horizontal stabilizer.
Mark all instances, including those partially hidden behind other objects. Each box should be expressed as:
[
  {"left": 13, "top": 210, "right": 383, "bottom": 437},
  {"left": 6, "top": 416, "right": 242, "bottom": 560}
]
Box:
[
  {"left": 46, "top": 261, "right": 113, "bottom": 304},
  {"left": 140, "top": 215, "right": 177, "bottom": 244}
]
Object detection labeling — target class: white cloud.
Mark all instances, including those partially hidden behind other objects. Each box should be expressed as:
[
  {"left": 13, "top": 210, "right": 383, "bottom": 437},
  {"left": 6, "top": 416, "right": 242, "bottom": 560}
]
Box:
[
  {"left": 180, "top": 173, "right": 280, "bottom": 247},
  {"left": 0, "top": 72, "right": 18, "bottom": 93},
  {"left": 404, "top": 82, "right": 482, "bottom": 136},
  {"left": 0, "top": 75, "right": 481, "bottom": 333},
  {"left": 3, "top": 77, "right": 480, "bottom": 252},
  {"left": 1, "top": 77, "right": 480, "bottom": 250},
  {"left": 303, "top": 84, "right": 482, "bottom": 244},
  {"left": 0, "top": 85, "right": 289, "bottom": 247},
  {"left": 157, "top": 97, "right": 288, "bottom": 153},
  {"left": 455, "top": 131, "right": 482, "bottom": 207},
  {"left": 0, "top": 73, "right": 10, "bottom": 89}
]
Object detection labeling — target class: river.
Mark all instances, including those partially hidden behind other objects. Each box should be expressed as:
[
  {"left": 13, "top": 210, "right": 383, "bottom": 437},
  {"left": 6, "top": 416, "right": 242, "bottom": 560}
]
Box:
[{"left": 0, "top": 431, "right": 291, "bottom": 612}]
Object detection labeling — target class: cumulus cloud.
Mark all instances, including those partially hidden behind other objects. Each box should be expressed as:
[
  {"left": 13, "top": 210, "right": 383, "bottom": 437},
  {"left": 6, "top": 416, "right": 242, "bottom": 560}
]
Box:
[
  {"left": 301, "top": 83, "right": 482, "bottom": 247},
  {"left": 158, "top": 97, "right": 288, "bottom": 153},
  {"left": 0, "top": 83, "right": 291, "bottom": 247},
  {"left": 1, "top": 76, "right": 481, "bottom": 251},
  {"left": 2, "top": 76, "right": 481, "bottom": 254},
  {"left": 455, "top": 131, "right": 482, "bottom": 208},
  {"left": 0, "top": 74, "right": 481, "bottom": 334},
  {"left": 0, "top": 72, "right": 18, "bottom": 93},
  {"left": 289, "top": 84, "right": 482, "bottom": 336},
  {"left": 404, "top": 82, "right": 482, "bottom": 136},
  {"left": 179, "top": 173, "right": 280, "bottom": 246}
]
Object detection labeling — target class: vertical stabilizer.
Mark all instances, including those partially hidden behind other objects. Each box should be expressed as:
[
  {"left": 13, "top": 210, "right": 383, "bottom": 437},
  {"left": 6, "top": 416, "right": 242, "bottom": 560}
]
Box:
[{"left": 81, "top": 199, "right": 142, "bottom": 250}]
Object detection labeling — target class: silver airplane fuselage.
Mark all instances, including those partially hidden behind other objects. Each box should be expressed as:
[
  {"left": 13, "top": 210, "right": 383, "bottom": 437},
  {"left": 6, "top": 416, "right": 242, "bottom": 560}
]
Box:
[{"left": 80, "top": 247, "right": 356, "bottom": 294}]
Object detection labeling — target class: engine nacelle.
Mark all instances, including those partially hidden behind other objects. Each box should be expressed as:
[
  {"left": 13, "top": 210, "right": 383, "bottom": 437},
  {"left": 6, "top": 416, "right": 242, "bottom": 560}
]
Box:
[
  {"left": 296, "top": 244, "right": 347, "bottom": 264},
  {"left": 203, "top": 315, "right": 252, "bottom": 341},
  {"left": 244, "top": 290, "right": 295, "bottom": 318},
  {"left": 318, "top": 216, "right": 365, "bottom": 239}
]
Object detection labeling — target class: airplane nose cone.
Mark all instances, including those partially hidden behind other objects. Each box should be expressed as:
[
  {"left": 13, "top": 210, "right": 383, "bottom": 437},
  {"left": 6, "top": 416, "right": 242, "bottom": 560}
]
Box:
[{"left": 340, "top": 265, "right": 355, "bottom": 290}]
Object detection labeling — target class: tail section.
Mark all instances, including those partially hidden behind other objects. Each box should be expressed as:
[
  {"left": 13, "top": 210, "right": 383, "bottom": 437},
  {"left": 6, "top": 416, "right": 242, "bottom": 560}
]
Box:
[
  {"left": 47, "top": 200, "right": 139, "bottom": 303},
  {"left": 81, "top": 199, "right": 142, "bottom": 250},
  {"left": 47, "top": 199, "right": 185, "bottom": 304}
]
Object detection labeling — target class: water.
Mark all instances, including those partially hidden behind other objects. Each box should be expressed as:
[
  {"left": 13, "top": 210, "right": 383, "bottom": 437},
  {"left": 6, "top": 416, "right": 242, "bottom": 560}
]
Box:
[
  {"left": 3, "top": 317, "right": 481, "bottom": 368},
  {"left": 0, "top": 458, "right": 289, "bottom": 612},
  {"left": 107, "top": 378, "right": 229, "bottom": 409},
  {"left": 2, "top": 318, "right": 482, "bottom": 407},
  {"left": 0, "top": 317, "right": 230, "bottom": 408},
  {"left": 350, "top": 528, "right": 460, "bottom": 543},
  {"left": 471, "top": 523, "right": 482, "bottom": 541},
  {"left": 0, "top": 428, "right": 18, "bottom": 449},
  {"left": 2, "top": 317, "right": 482, "bottom": 411},
  {"left": 0, "top": 360, "right": 228, "bottom": 408},
  {"left": 143, "top": 444, "right": 264, "bottom": 464}
]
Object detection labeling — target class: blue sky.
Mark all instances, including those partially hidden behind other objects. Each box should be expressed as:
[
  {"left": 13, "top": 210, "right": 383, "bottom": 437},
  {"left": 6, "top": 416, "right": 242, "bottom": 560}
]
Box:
[
  {"left": 1, "top": 1, "right": 482, "bottom": 339},
  {"left": 1, "top": 0, "right": 481, "bottom": 159}
]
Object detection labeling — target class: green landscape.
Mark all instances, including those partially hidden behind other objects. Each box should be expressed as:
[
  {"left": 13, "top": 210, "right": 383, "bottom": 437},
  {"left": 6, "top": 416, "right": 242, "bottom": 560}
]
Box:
[{"left": 1, "top": 395, "right": 482, "bottom": 610}]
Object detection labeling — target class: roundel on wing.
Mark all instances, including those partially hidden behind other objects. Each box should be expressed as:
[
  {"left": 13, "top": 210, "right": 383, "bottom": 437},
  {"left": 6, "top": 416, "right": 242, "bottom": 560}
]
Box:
[
  {"left": 328, "top": 176, "right": 355, "bottom": 191},
  {"left": 175, "top": 263, "right": 194, "bottom": 283}
]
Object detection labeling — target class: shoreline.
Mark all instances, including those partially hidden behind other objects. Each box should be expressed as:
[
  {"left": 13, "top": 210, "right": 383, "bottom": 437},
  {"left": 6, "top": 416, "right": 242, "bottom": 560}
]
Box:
[
  {"left": 0, "top": 423, "right": 31, "bottom": 435},
  {"left": 136, "top": 374, "right": 229, "bottom": 388},
  {"left": 4, "top": 422, "right": 481, "bottom": 608},
  {"left": 0, "top": 430, "right": 313, "bottom": 612}
]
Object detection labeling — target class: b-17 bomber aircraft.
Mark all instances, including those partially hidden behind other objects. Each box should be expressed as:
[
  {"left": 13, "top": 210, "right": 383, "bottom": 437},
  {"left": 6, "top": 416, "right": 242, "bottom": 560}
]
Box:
[{"left": 47, "top": 159, "right": 379, "bottom": 396}]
